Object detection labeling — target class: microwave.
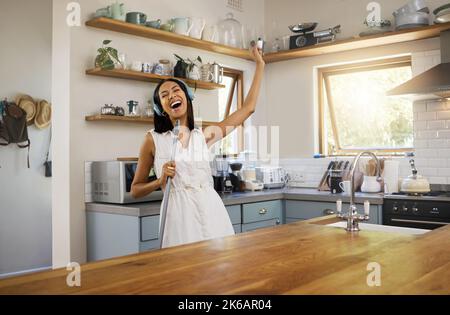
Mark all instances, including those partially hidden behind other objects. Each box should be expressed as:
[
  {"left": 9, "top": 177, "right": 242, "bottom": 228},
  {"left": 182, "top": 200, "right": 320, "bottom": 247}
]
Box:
[{"left": 91, "top": 161, "right": 163, "bottom": 204}]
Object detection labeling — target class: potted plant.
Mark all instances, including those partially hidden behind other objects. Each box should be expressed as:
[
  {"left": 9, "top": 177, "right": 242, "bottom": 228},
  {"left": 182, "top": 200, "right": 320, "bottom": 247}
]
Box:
[
  {"left": 186, "top": 56, "right": 203, "bottom": 80},
  {"left": 95, "top": 40, "right": 122, "bottom": 70}
]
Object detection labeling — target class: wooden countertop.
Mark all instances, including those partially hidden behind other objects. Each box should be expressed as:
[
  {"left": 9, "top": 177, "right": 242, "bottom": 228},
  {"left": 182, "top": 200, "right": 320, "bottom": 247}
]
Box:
[{"left": 1, "top": 217, "right": 449, "bottom": 294}]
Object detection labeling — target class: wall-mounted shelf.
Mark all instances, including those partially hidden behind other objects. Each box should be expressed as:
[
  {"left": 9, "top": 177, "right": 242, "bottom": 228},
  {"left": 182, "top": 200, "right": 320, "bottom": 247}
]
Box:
[
  {"left": 264, "top": 22, "right": 450, "bottom": 63},
  {"left": 86, "top": 18, "right": 450, "bottom": 65},
  {"left": 85, "top": 114, "right": 216, "bottom": 127},
  {"left": 86, "top": 17, "right": 253, "bottom": 61},
  {"left": 85, "top": 68, "right": 225, "bottom": 90}
]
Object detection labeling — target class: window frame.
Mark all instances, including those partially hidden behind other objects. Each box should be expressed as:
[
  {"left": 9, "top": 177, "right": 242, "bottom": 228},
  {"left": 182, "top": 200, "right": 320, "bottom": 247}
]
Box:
[
  {"left": 220, "top": 67, "right": 244, "bottom": 154},
  {"left": 318, "top": 56, "right": 413, "bottom": 156}
]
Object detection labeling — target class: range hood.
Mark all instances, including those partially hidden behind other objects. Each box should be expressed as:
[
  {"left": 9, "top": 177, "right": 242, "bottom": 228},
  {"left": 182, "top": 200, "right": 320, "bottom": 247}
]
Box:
[{"left": 387, "top": 30, "right": 450, "bottom": 100}]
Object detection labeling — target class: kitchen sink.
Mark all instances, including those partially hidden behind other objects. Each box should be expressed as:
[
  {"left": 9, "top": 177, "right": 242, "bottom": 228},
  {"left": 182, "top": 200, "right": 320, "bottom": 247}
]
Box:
[{"left": 325, "top": 221, "right": 430, "bottom": 235}]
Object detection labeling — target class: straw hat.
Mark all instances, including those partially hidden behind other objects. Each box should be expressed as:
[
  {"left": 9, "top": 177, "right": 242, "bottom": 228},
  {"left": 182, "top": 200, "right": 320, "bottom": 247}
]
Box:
[
  {"left": 15, "top": 94, "right": 34, "bottom": 106},
  {"left": 18, "top": 99, "right": 37, "bottom": 126},
  {"left": 34, "top": 100, "right": 51, "bottom": 129}
]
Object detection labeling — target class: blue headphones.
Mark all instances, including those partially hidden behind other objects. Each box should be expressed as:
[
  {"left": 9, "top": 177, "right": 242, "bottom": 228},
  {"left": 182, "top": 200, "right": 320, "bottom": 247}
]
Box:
[{"left": 153, "top": 78, "right": 195, "bottom": 116}]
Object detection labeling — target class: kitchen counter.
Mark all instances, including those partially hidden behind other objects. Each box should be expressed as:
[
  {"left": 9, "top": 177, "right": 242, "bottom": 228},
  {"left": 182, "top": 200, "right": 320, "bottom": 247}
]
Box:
[
  {"left": 0, "top": 216, "right": 448, "bottom": 294},
  {"left": 85, "top": 188, "right": 384, "bottom": 217}
]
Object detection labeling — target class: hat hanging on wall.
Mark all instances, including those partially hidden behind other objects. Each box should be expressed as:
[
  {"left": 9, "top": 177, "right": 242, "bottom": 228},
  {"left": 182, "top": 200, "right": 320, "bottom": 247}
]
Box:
[
  {"left": 34, "top": 100, "right": 51, "bottom": 129},
  {"left": 18, "top": 99, "right": 37, "bottom": 126},
  {"left": 15, "top": 94, "right": 34, "bottom": 106}
]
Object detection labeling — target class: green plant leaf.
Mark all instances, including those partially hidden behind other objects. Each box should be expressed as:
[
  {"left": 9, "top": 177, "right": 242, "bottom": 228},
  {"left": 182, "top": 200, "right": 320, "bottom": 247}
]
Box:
[
  {"left": 101, "top": 59, "right": 115, "bottom": 70},
  {"left": 103, "top": 40, "right": 112, "bottom": 45},
  {"left": 197, "top": 56, "right": 202, "bottom": 63},
  {"left": 106, "top": 47, "right": 119, "bottom": 61},
  {"left": 174, "top": 54, "right": 185, "bottom": 62}
]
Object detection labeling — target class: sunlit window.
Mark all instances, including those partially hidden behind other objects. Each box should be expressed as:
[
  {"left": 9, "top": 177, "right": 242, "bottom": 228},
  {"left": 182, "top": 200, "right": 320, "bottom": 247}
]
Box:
[{"left": 320, "top": 57, "right": 413, "bottom": 155}]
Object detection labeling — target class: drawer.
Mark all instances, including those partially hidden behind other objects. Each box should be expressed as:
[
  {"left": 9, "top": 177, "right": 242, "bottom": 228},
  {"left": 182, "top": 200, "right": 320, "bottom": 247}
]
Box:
[
  {"left": 226, "top": 205, "right": 242, "bottom": 225},
  {"left": 286, "top": 201, "right": 336, "bottom": 219},
  {"left": 242, "top": 200, "right": 282, "bottom": 224},
  {"left": 242, "top": 218, "right": 281, "bottom": 232},
  {"left": 286, "top": 200, "right": 380, "bottom": 223},
  {"left": 140, "top": 215, "right": 160, "bottom": 242},
  {"left": 233, "top": 224, "right": 242, "bottom": 234}
]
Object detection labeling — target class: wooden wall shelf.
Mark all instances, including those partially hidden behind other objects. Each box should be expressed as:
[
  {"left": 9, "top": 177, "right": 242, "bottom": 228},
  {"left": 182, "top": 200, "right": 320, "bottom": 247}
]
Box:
[
  {"left": 86, "top": 18, "right": 450, "bottom": 65},
  {"left": 264, "top": 22, "right": 450, "bottom": 63},
  {"left": 85, "top": 114, "right": 216, "bottom": 127},
  {"left": 86, "top": 68, "right": 225, "bottom": 90},
  {"left": 86, "top": 17, "right": 253, "bottom": 61}
]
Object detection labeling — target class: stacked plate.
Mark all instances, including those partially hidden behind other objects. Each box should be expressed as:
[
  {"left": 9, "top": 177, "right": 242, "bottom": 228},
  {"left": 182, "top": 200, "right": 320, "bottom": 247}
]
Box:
[{"left": 434, "top": 3, "right": 450, "bottom": 23}]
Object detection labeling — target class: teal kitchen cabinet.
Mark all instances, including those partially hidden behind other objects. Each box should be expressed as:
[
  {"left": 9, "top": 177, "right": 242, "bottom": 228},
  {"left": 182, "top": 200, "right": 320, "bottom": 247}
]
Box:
[
  {"left": 87, "top": 211, "right": 161, "bottom": 261},
  {"left": 226, "top": 205, "right": 242, "bottom": 234},
  {"left": 87, "top": 205, "right": 244, "bottom": 261},
  {"left": 241, "top": 200, "right": 283, "bottom": 233},
  {"left": 285, "top": 200, "right": 382, "bottom": 225}
]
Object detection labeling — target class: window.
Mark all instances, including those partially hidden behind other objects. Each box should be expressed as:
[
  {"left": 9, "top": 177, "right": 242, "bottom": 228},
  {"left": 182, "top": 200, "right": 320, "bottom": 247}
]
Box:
[
  {"left": 217, "top": 67, "right": 244, "bottom": 154},
  {"left": 319, "top": 56, "right": 413, "bottom": 156}
]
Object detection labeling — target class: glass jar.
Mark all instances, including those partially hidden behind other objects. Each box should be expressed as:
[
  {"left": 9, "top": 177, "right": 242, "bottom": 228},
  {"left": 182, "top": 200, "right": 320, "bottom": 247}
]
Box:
[
  {"left": 271, "top": 38, "right": 280, "bottom": 53},
  {"left": 144, "top": 100, "right": 154, "bottom": 117},
  {"left": 217, "top": 13, "right": 243, "bottom": 49}
]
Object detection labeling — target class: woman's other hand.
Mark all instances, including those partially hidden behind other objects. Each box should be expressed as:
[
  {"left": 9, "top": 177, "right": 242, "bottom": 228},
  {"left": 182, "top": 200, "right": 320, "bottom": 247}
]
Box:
[
  {"left": 250, "top": 43, "right": 265, "bottom": 66},
  {"left": 159, "top": 161, "right": 176, "bottom": 190}
]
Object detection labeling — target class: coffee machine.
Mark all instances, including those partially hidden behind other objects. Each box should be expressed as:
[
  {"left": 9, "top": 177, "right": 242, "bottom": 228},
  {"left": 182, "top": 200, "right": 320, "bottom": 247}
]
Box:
[
  {"left": 229, "top": 163, "right": 245, "bottom": 192},
  {"left": 212, "top": 155, "right": 233, "bottom": 194}
]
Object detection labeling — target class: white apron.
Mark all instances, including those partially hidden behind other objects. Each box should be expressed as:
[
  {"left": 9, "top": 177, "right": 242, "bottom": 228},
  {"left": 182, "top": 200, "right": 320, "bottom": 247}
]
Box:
[{"left": 149, "top": 128, "right": 235, "bottom": 248}]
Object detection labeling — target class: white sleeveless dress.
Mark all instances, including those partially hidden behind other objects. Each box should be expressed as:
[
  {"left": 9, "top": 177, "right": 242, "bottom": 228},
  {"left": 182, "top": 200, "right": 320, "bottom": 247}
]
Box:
[{"left": 149, "top": 128, "right": 235, "bottom": 248}]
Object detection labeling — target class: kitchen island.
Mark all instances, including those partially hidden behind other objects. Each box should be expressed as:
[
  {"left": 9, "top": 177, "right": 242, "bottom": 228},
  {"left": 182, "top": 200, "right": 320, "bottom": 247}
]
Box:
[{"left": 0, "top": 216, "right": 449, "bottom": 294}]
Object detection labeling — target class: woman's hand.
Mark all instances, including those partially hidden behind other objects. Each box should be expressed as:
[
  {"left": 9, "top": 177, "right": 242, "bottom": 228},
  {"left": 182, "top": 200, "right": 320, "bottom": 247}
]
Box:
[
  {"left": 159, "top": 161, "right": 176, "bottom": 190},
  {"left": 250, "top": 43, "right": 265, "bottom": 66}
]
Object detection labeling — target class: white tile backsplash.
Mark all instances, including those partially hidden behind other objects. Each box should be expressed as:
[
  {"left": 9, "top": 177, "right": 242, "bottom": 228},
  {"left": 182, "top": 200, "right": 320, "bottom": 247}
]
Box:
[
  {"left": 414, "top": 121, "right": 427, "bottom": 131},
  {"left": 427, "top": 159, "right": 447, "bottom": 168},
  {"left": 438, "top": 130, "right": 450, "bottom": 139},
  {"left": 427, "top": 101, "right": 450, "bottom": 112},
  {"left": 437, "top": 111, "right": 450, "bottom": 120},
  {"left": 417, "top": 111, "right": 436, "bottom": 121},
  {"left": 427, "top": 120, "right": 446, "bottom": 130},
  {"left": 413, "top": 102, "right": 427, "bottom": 112},
  {"left": 413, "top": 97, "right": 450, "bottom": 184},
  {"left": 413, "top": 139, "right": 428, "bottom": 149}
]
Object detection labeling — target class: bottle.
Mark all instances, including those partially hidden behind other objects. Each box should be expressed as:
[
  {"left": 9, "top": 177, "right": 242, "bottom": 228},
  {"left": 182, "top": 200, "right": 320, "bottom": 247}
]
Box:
[{"left": 257, "top": 37, "right": 264, "bottom": 51}]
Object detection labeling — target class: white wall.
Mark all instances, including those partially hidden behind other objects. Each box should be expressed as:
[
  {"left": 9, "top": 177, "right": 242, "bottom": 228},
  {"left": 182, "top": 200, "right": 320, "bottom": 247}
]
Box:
[
  {"left": 53, "top": 0, "right": 265, "bottom": 265},
  {"left": 0, "top": 0, "right": 52, "bottom": 276},
  {"left": 263, "top": 0, "right": 448, "bottom": 158}
]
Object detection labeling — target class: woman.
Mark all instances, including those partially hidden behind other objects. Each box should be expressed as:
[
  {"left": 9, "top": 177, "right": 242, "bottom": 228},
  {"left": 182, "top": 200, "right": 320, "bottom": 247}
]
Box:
[{"left": 131, "top": 44, "right": 265, "bottom": 248}]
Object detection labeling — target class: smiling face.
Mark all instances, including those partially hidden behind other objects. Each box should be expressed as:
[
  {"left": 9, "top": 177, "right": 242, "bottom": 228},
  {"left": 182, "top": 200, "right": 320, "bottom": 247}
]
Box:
[{"left": 158, "top": 81, "right": 188, "bottom": 120}]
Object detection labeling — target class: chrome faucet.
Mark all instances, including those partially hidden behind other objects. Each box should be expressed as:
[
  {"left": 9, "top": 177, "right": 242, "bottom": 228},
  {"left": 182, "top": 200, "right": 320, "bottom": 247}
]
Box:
[{"left": 336, "top": 151, "right": 382, "bottom": 232}]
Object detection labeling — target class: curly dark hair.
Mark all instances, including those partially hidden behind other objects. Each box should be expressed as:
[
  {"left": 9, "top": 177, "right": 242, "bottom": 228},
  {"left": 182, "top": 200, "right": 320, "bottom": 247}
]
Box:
[{"left": 152, "top": 78, "right": 195, "bottom": 133}]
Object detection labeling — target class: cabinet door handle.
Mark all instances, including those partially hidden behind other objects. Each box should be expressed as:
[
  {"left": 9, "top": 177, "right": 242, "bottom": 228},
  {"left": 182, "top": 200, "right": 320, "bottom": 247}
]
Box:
[
  {"left": 259, "top": 208, "right": 268, "bottom": 215},
  {"left": 323, "top": 209, "right": 336, "bottom": 215}
]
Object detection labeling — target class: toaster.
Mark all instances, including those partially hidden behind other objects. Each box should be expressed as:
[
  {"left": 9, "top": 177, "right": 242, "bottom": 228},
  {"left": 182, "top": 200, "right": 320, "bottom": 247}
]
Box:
[{"left": 255, "top": 167, "right": 287, "bottom": 189}]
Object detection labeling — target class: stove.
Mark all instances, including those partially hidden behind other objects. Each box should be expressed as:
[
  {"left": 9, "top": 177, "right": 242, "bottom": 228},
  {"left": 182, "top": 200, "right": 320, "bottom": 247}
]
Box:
[{"left": 383, "top": 190, "right": 450, "bottom": 230}]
